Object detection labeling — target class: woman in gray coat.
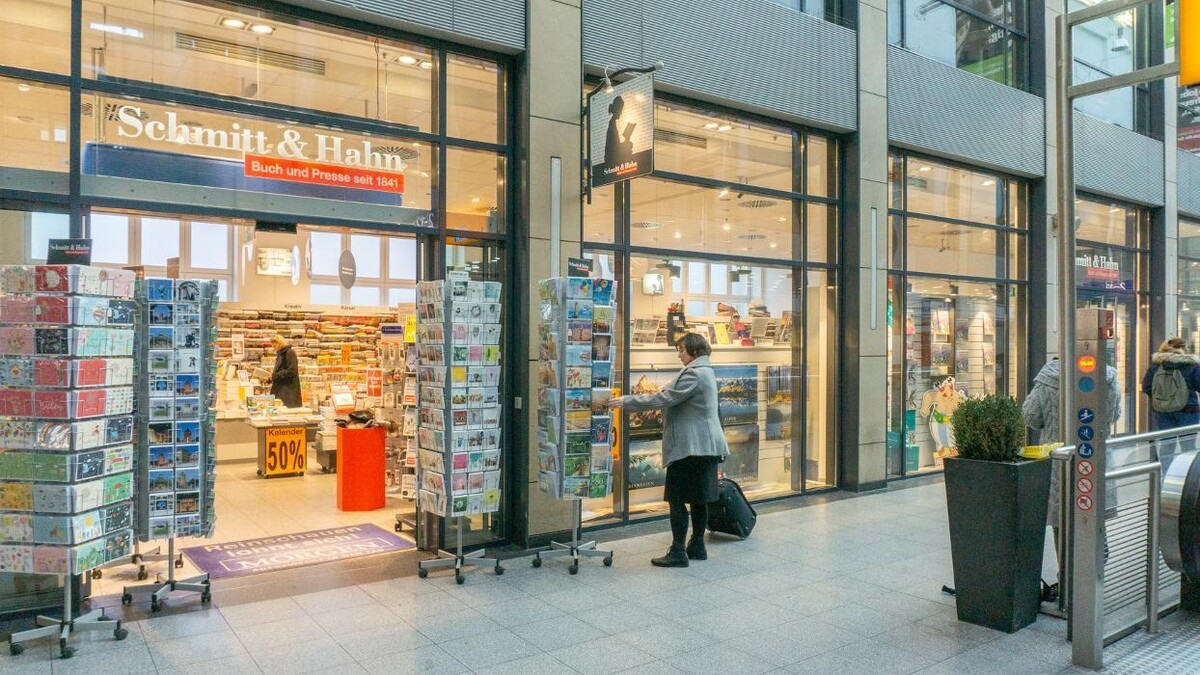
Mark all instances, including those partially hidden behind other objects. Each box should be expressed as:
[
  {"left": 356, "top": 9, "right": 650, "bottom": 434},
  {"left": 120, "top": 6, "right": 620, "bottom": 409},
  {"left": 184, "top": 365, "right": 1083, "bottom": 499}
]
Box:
[{"left": 610, "top": 333, "right": 729, "bottom": 567}]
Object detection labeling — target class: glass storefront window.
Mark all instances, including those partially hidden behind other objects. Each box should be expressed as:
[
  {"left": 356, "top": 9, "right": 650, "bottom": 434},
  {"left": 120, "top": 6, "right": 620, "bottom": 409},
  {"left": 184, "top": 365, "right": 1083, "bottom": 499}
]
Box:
[
  {"left": 81, "top": 0, "right": 436, "bottom": 131},
  {"left": 1076, "top": 199, "right": 1134, "bottom": 247},
  {"left": 27, "top": 212, "right": 69, "bottom": 260},
  {"left": 584, "top": 184, "right": 616, "bottom": 244},
  {"left": 0, "top": 0, "right": 70, "bottom": 74},
  {"left": 446, "top": 54, "right": 506, "bottom": 144},
  {"left": 446, "top": 148, "right": 506, "bottom": 233},
  {"left": 887, "top": 151, "right": 1028, "bottom": 478},
  {"left": 0, "top": 77, "right": 70, "bottom": 180},
  {"left": 805, "top": 268, "right": 838, "bottom": 487},
  {"left": 654, "top": 102, "right": 796, "bottom": 192},
  {"left": 806, "top": 134, "right": 838, "bottom": 198},
  {"left": 889, "top": 0, "right": 1028, "bottom": 90},
  {"left": 1178, "top": 219, "right": 1200, "bottom": 348},
  {"left": 629, "top": 177, "right": 795, "bottom": 260},
  {"left": 1070, "top": 4, "right": 1140, "bottom": 131}
]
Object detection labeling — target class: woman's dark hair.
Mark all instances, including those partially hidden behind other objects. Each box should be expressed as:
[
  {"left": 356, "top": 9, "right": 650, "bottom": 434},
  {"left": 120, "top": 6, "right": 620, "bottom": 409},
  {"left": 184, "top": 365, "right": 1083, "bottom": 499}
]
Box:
[
  {"left": 676, "top": 332, "right": 711, "bottom": 358},
  {"left": 609, "top": 96, "right": 625, "bottom": 115},
  {"left": 1161, "top": 337, "right": 1188, "bottom": 352}
]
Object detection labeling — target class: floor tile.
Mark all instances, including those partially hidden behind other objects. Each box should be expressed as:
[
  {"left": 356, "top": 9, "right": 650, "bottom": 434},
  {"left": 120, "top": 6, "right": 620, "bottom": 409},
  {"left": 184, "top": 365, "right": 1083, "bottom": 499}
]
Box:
[
  {"left": 233, "top": 615, "right": 328, "bottom": 651},
  {"left": 510, "top": 614, "right": 606, "bottom": 651},
  {"left": 249, "top": 635, "right": 355, "bottom": 675},
  {"left": 667, "top": 642, "right": 775, "bottom": 675},
  {"left": 613, "top": 622, "right": 709, "bottom": 660},
  {"left": 411, "top": 607, "right": 501, "bottom": 644},
  {"left": 218, "top": 597, "right": 303, "bottom": 629},
  {"left": 812, "top": 602, "right": 913, "bottom": 637},
  {"left": 437, "top": 628, "right": 539, "bottom": 670},
  {"left": 481, "top": 652, "right": 576, "bottom": 675},
  {"left": 49, "top": 641, "right": 156, "bottom": 675},
  {"left": 134, "top": 607, "right": 230, "bottom": 642},
  {"left": 576, "top": 601, "right": 663, "bottom": 635},
  {"left": 549, "top": 636, "right": 658, "bottom": 675},
  {"left": 332, "top": 621, "right": 433, "bottom": 662},
  {"left": 159, "top": 653, "right": 263, "bottom": 674},
  {"left": 474, "top": 596, "right": 565, "bottom": 628},
  {"left": 292, "top": 585, "right": 378, "bottom": 615},
  {"left": 357, "top": 644, "right": 468, "bottom": 675},
  {"left": 146, "top": 628, "right": 248, "bottom": 670},
  {"left": 308, "top": 601, "right": 401, "bottom": 637}
]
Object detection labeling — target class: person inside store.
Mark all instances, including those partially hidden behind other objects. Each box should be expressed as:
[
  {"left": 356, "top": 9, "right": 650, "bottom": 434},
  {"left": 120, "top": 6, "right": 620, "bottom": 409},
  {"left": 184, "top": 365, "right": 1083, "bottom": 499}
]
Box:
[
  {"left": 267, "top": 334, "right": 302, "bottom": 408},
  {"left": 608, "top": 332, "right": 728, "bottom": 567},
  {"left": 1141, "top": 337, "right": 1200, "bottom": 472},
  {"left": 1023, "top": 355, "right": 1122, "bottom": 602}
]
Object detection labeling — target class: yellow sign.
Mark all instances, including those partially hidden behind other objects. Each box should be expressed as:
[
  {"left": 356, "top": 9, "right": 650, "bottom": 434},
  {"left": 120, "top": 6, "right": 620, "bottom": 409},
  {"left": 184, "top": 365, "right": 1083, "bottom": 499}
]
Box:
[
  {"left": 263, "top": 426, "right": 307, "bottom": 476},
  {"left": 404, "top": 315, "right": 417, "bottom": 343},
  {"left": 1185, "top": 0, "right": 1200, "bottom": 86}
]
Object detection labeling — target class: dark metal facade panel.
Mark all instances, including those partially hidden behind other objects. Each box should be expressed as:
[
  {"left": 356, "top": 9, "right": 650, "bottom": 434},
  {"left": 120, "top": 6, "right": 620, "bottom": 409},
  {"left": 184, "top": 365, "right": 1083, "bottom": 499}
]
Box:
[
  {"left": 1180, "top": 150, "right": 1200, "bottom": 219},
  {"left": 301, "top": 0, "right": 524, "bottom": 51},
  {"left": 583, "top": 0, "right": 857, "bottom": 131},
  {"left": 887, "top": 46, "right": 1045, "bottom": 177},
  {"left": 1074, "top": 113, "right": 1164, "bottom": 207}
]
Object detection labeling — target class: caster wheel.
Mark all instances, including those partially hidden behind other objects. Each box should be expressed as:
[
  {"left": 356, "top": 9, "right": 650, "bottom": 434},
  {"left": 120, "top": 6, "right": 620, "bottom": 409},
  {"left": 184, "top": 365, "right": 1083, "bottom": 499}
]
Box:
[
  {"left": 418, "top": 568, "right": 428, "bottom": 579},
  {"left": 394, "top": 523, "right": 402, "bottom": 533},
  {"left": 10, "top": 642, "right": 25, "bottom": 656},
  {"left": 569, "top": 563, "right": 579, "bottom": 575},
  {"left": 603, "top": 556, "right": 613, "bottom": 567},
  {"left": 175, "top": 559, "right": 184, "bottom": 569},
  {"left": 150, "top": 599, "right": 161, "bottom": 613},
  {"left": 137, "top": 568, "right": 147, "bottom": 581},
  {"left": 91, "top": 569, "right": 103, "bottom": 580},
  {"left": 59, "top": 640, "right": 73, "bottom": 660},
  {"left": 114, "top": 628, "right": 128, "bottom": 641},
  {"left": 455, "top": 573, "right": 465, "bottom": 585},
  {"left": 121, "top": 593, "right": 132, "bottom": 606},
  {"left": 531, "top": 557, "right": 542, "bottom": 568},
  {"left": 495, "top": 565, "right": 504, "bottom": 575}
]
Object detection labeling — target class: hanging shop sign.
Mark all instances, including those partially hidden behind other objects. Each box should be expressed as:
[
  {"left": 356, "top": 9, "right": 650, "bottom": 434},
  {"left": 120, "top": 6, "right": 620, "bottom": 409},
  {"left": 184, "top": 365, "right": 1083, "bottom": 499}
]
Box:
[
  {"left": 256, "top": 247, "right": 294, "bottom": 277},
  {"left": 588, "top": 74, "right": 655, "bottom": 188},
  {"left": 46, "top": 238, "right": 93, "bottom": 265},
  {"left": 1181, "top": 85, "right": 1200, "bottom": 155},
  {"left": 262, "top": 426, "right": 307, "bottom": 477},
  {"left": 338, "top": 250, "right": 357, "bottom": 289}
]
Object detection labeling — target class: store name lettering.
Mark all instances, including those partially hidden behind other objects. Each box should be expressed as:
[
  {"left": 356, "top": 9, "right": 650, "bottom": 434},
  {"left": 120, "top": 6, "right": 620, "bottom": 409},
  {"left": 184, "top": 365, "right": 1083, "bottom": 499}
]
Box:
[
  {"left": 1075, "top": 254, "right": 1119, "bottom": 272},
  {"left": 114, "top": 106, "right": 409, "bottom": 172}
]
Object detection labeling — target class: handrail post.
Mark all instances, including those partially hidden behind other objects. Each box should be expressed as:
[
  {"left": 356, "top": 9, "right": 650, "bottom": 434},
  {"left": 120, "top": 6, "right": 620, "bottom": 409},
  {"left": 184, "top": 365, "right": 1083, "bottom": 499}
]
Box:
[{"left": 1146, "top": 467, "right": 1161, "bottom": 634}]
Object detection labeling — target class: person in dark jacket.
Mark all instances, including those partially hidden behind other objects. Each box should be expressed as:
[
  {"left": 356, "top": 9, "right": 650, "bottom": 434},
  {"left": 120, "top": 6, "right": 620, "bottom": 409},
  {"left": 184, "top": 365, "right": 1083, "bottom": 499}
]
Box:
[
  {"left": 1142, "top": 338, "right": 1200, "bottom": 430},
  {"left": 609, "top": 333, "right": 729, "bottom": 567},
  {"left": 268, "top": 334, "right": 302, "bottom": 408}
]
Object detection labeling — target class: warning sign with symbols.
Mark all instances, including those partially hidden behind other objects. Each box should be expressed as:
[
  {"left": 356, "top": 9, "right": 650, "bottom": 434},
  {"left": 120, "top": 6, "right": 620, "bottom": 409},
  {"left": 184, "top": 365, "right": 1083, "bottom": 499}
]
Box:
[
  {"left": 1077, "top": 494, "right": 1094, "bottom": 511},
  {"left": 1076, "top": 477, "right": 1094, "bottom": 494},
  {"left": 1077, "top": 460, "right": 1094, "bottom": 477}
]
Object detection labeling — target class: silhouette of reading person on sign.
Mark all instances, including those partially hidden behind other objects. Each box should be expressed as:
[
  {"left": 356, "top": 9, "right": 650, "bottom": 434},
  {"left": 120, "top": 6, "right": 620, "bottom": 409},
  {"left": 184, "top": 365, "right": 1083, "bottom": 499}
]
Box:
[{"left": 604, "top": 95, "right": 636, "bottom": 168}]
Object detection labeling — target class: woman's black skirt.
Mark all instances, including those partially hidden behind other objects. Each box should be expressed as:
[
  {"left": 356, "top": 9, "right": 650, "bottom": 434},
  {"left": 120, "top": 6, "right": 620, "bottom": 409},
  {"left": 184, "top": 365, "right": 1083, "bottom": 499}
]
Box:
[{"left": 663, "top": 455, "right": 720, "bottom": 504}]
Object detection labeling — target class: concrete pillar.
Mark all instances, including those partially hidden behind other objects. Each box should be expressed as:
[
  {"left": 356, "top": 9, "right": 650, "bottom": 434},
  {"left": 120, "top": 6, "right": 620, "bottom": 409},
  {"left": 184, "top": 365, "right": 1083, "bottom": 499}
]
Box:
[
  {"left": 839, "top": 0, "right": 889, "bottom": 492},
  {"left": 1164, "top": 73, "right": 1180, "bottom": 343},
  {"left": 519, "top": 0, "right": 582, "bottom": 546},
  {"left": 1041, "top": 0, "right": 1063, "bottom": 363}
]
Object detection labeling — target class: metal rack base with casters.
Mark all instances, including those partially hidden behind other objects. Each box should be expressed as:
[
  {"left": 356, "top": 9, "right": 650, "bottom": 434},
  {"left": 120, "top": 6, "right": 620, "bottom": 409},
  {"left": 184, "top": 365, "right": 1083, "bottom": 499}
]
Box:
[
  {"left": 417, "top": 516, "right": 503, "bottom": 585},
  {"left": 531, "top": 501, "right": 613, "bottom": 575},
  {"left": 120, "top": 538, "right": 211, "bottom": 612},
  {"left": 9, "top": 573, "right": 128, "bottom": 659}
]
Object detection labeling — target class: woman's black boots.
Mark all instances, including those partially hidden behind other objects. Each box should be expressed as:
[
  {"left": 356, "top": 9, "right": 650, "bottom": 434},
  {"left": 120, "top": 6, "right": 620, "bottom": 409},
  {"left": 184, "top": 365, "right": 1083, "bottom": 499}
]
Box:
[
  {"left": 651, "top": 545, "right": 689, "bottom": 567},
  {"left": 685, "top": 536, "right": 707, "bottom": 561}
]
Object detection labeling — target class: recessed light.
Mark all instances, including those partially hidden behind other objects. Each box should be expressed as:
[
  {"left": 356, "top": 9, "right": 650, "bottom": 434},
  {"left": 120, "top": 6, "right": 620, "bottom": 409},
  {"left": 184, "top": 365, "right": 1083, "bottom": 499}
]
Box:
[
  {"left": 1109, "top": 207, "right": 1122, "bottom": 213},
  {"left": 219, "top": 17, "right": 246, "bottom": 29},
  {"left": 398, "top": 55, "right": 418, "bottom": 66},
  {"left": 717, "top": 124, "right": 733, "bottom": 132},
  {"left": 674, "top": 232, "right": 682, "bottom": 239},
  {"left": 419, "top": 60, "right": 433, "bottom": 70},
  {"left": 471, "top": 197, "right": 480, "bottom": 203},
  {"left": 770, "top": 242, "right": 778, "bottom": 248},
  {"left": 17, "top": 84, "right": 30, "bottom": 92},
  {"left": 982, "top": 179, "right": 995, "bottom": 186},
  {"left": 90, "top": 22, "right": 143, "bottom": 38},
  {"left": 248, "top": 23, "right": 274, "bottom": 35},
  {"left": 722, "top": 223, "right": 732, "bottom": 231},
  {"left": 777, "top": 217, "right": 786, "bottom": 222},
  {"left": 703, "top": 122, "right": 719, "bottom": 130},
  {"left": 16, "top": 115, "right": 33, "bottom": 123},
  {"left": 918, "top": 165, "right": 932, "bottom": 172}
]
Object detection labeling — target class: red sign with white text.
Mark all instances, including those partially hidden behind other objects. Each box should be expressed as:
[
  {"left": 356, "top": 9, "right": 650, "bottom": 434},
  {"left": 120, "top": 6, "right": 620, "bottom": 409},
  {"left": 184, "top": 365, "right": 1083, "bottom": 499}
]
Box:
[{"left": 244, "top": 155, "right": 404, "bottom": 194}]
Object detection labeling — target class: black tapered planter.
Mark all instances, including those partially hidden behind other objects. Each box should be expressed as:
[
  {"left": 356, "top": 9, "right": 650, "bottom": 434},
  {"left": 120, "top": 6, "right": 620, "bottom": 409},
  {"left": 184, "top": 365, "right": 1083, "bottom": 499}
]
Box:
[{"left": 944, "top": 456, "right": 1051, "bottom": 633}]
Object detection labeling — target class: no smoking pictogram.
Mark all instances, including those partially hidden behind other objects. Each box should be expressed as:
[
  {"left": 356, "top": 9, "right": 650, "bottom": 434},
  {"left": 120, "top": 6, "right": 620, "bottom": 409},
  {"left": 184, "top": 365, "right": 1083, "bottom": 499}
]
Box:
[
  {"left": 1078, "top": 460, "right": 1094, "bottom": 477},
  {"left": 1077, "top": 477, "right": 1094, "bottom": 494},
  {"left": 1077, "top": 495, "right": 1094, "bottom": 511}
]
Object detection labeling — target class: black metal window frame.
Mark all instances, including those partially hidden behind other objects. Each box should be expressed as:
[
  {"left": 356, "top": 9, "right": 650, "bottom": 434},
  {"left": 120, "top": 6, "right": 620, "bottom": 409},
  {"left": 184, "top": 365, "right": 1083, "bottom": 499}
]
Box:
[
  {"left": 889, "top": 0, "right": 1032, "bottom": 91},
  {"left": 580, "top": 90, "right": 842, "bottom": 530},
  {"left": 886, "top": 150, "right": 1031, "bottom": 480},
  {"left": 0, "top": 0, "right": 520, "bottom": 552}
]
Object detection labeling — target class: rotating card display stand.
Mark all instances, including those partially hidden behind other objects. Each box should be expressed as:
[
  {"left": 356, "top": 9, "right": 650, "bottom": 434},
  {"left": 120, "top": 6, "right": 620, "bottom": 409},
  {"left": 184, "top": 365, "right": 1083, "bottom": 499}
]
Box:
[
  {"left": 121, "top": 278, "right": 218, "bottom": 611},
  {"left": 414, "top": 276, "right": 505, "bottom": 584},
  {"left": 0, "top": 264, "right": 137, "bottom": 658},
  {"left": 532, "top": 275, "right": 617, "bottom": 573}
]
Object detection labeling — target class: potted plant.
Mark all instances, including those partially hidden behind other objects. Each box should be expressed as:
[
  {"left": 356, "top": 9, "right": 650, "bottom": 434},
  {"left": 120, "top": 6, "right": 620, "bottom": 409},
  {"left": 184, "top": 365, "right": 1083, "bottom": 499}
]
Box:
[{"left": 944, "top": 395, "right": 1051, "bottom": 633}]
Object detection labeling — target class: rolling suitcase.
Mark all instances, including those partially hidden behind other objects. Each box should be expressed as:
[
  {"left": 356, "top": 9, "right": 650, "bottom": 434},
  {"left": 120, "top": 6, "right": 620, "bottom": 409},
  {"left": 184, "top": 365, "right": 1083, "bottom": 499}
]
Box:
[{"left": 707, "top": 477, "right": 756, "bottom": 539}]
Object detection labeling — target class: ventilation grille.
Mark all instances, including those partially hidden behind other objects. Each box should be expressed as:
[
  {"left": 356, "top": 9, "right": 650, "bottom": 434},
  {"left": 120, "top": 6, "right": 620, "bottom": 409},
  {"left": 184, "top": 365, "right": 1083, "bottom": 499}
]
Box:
[
  {"left": 655, "top": 128, "right": 707, "bottom": 150},
  {"left": 81, "top": 102, "right": 150, "bottom": 120},
  {"left": 737, "top": 198, "right": 777, "bottom": 209},
  {"left": 175, "top": 32, "right": 326, "bottom": 76},
  {"left": 373, "top": 145, "right": 421, "bottom": 161}
]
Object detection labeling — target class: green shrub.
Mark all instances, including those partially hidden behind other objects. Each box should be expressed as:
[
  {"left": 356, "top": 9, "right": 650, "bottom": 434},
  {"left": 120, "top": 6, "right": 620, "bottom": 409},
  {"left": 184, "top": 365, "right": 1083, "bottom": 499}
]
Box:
[{"left": 951, "top": 395, "right": 1024, "bottom": 462}]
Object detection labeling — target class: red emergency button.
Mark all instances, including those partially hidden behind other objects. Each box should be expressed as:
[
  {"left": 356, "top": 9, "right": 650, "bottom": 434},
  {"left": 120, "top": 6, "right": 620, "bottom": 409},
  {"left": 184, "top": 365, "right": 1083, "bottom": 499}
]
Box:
[{"left": 1077, "top": 355, "right": 1096, "bottom": 373}]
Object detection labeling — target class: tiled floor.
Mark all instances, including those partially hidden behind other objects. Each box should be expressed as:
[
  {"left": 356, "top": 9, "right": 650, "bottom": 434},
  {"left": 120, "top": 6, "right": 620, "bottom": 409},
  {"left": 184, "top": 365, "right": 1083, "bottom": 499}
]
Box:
[
  {"left": 6, "top": 480, "right": 1198, "bottom": 674},
  {"left": 90, "top": 462, "right": 414, "bottom": 597}
]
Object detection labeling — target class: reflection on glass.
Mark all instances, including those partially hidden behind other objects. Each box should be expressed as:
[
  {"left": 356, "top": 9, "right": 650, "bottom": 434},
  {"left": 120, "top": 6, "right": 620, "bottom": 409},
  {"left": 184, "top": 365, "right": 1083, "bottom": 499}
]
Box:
[
  {"left": 905, "top": 159, "right": 1001, "bottom": 224},
  {"left": 626, "top": 255, "right": 805, "bottom": 518},
  {"left": 654, "top": 102, "right": 795, "bottom": 192},
  {"left": 806, "top": 202, "right": 837, "bottom": 262},
  {"left": 446, "top": 148, "right": 505, "bottom": 233},
  {"left": 1075, "top": 199, "right": 1131, "bottom": 247},
  {"left": 27, "top": 212, "right": 69, "bottom": 260},
  {"left": 891, "top": 0, "right": 1025, "bottom": 88},
  {"left": 350, "top": 234, "right": 382, "bottom": 279},
  {"left": 81, "top": 0, "right": 436, "bottom": 131},
  {"left": 1077, "top": 291, "right": 1136, "bottom": 435},
  {"left": 629, "top": 178, "right": 794, "bottom": 259},
  {"left": 806, "top": 269, "right": 837, "bottom": 487},
  {"left": 190, "top": 222, "right": 229, "bottom": 269},
  {"left": 88, "top": 213, "right": 130, "bottom": 264},
  {"left": 584, "top": 184, "right": 616, "bottom": 244},
  {"left": 0, "top": 78, "right": 70, "bottom": 178},
  {"left": 905, "top": 217, "right": 1002, "bottom": 277},
  {"left": 1070, "top": 5, "right": 1137, "bottom": 130},
  {"left": 0, "top": 0, "right": 70, "bottom": 73},
  {"left": 581, "top": 251, "right": 624, "bottom": 524},
  {"left": 446, "top": 54, "right": 505, "bottom": 144},
  {"left": 806, "top": 134, "right": 838, "bottom": 198}
]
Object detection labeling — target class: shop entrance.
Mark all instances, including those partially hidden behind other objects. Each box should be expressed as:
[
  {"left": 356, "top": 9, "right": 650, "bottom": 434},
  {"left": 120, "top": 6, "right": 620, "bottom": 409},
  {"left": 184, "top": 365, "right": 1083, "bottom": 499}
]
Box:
[{"left": 80, "top": 207, "right": 433, "bottom": 590}]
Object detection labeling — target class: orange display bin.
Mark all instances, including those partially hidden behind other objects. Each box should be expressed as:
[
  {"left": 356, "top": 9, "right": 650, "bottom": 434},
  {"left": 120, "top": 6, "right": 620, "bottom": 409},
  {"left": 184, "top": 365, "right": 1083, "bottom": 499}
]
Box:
[{"left": 336, "top": 426, "right": 386, "bottom": 511}]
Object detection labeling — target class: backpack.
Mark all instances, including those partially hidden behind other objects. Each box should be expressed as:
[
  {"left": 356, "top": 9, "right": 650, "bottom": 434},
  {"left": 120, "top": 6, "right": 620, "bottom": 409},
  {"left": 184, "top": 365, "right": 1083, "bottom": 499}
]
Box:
[{"left": 1151, "top": 367, "right": 1190, "bottom": 413}]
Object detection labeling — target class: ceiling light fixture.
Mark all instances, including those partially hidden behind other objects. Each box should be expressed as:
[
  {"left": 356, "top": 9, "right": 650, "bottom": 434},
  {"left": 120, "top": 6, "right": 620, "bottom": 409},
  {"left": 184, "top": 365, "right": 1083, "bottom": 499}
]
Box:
[
  {"left": 90, "top": 22, "right": 144, "bottom": 38},
  {"left": 703, "top": 122, "right": 719, "bottom": 130},
  {"left": 398, "top": 55, "right": 418, "bottom": 66},
  {"left": 982, "top": 179, "right": 995, "bottom": 186},
  {"left": 918, "top": 165, "right": 932, "bottom": 172},
  {"left": 674, "top": 231, "right": 682, "bottom": 239},
  {"left": 770, "top": 242, "right": 778, "bottom": 248},
  {"left": 471, "top": 197, "right": 481, "bottom": 203},
  {"left": 249, "top": 23, "right": 275, "bottom": 35},
  {"left": 17, "top": 84, "right": 30, "bottom": 92},
  {"left": 419, "top": 60, "right": 433, "bottom": 70},
  {"left": 219, "top": 17, "right": 246, "bottom": 29},
  {"left": 717, "top": 123, "right": 733, "bottom": 132},
  {"left": 722, "top": 222, "right": 732, "bottom": 231}
]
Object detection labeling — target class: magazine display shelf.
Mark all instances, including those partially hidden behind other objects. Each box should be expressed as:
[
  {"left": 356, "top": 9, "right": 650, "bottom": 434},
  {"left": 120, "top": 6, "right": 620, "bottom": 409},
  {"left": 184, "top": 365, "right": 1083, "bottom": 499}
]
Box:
[
  {"left": 414, "top": 276, "right": 504, "bottom": 584},
  {"left": 0, "top": 264, "right": 136, "bottom": 659}
]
